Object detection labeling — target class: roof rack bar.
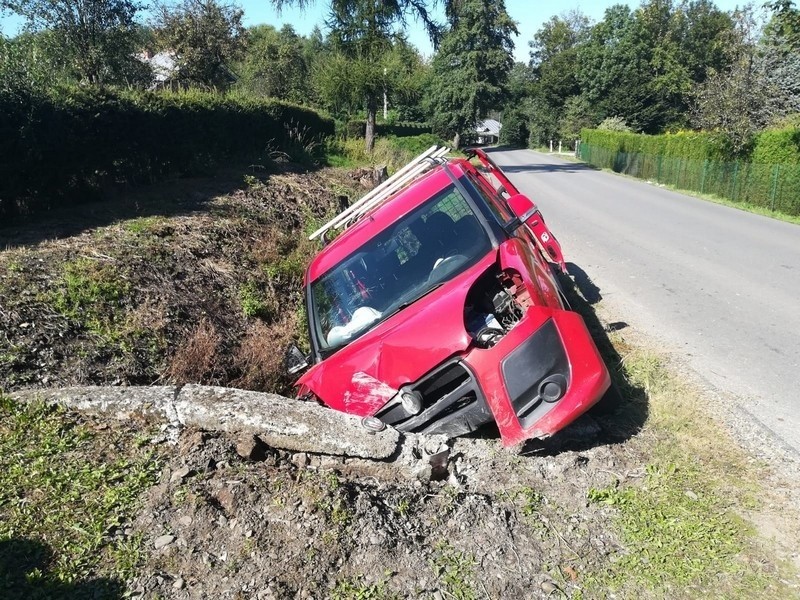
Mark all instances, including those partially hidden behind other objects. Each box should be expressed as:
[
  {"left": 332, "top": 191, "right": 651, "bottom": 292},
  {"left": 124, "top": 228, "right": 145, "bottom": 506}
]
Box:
[
  {"left": 345, "top": 147, "right": 450, "bottom": 225},
  {"left": 309, "top": 144, "right": 441, "bottom": 240},
  {"left": 319, "top": 145, "right": 442, "bottom": 235}
]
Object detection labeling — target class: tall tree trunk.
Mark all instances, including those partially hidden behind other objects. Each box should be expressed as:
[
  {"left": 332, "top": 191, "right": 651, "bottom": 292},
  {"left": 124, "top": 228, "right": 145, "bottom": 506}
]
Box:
[
  {"left": 452, "top": 131, "right": 461, "bottom": 150},
  {"left": 365, "top": 96, "right": 377, "bottom": 154}
]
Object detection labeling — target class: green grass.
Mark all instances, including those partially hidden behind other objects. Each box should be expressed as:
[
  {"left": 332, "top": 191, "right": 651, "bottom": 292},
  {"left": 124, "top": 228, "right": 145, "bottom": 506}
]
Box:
[
  {"left": 49, "top": 257, "right": 131, "bottom": 341},
  {"left": 0, "top": 396, "right": 161, "bottom": 597},
  {"left": 331, "top": 574, "right": 398, "bottom": 600},
  {"left": 122, "top": 216, "right": 170, "bottom": 235},
  {"left": 588, "top": 461, "right": 743, "bottom": 588},
  {"left": 580, "top": 342, "right": 794, "bottom": 598},
  {"left": 238, "top": 280, "right": 271, "bottom": 320}
]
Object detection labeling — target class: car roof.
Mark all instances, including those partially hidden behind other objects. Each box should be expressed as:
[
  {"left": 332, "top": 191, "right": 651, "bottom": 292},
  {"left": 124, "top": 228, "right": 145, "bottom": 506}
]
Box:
[{"left": 306, "top": 159, "right": 471, "bottom": 283}]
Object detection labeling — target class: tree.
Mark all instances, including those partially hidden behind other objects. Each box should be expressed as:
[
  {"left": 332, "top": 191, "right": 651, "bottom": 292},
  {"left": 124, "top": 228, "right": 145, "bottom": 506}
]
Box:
[
  {"left": 690, "top": 6, "right": 777, "bottom": 154},
  {"left": 425, "top": 0, "right": 517, "bottom": 148},
  {"left": 153, "top": 0, "right": 245, "bottom": 90},
  {"left": 577, "top": 5, "right": 655, "bottom": 130},
  {"left": 2, "top": 0, "right": 150, "bottom": 85},
  {"left": 271, "top": 0, "right": 446, "bottom": 43},
  {"left": 558, "top": 95, "right": 598, "bottom": 142},
  {"left": 528, "top": 11, "right": 589, "bottom": 110},
  {"left": 238, "top": 24, "right": 311, "bottom": 102},
  {"left": 760, "top": 0, "right": 800, "bottom": 115},
  {"left": 312, "top": 36, "right": 423, "bottom": 134},
  {"left": 325, "top": 0, "right": 400, "bottom": 151}
]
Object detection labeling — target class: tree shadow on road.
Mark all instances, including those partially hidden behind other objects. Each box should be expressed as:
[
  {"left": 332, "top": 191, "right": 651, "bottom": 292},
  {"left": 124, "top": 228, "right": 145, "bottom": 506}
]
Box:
[
  {"left": 0, "top": 538, "right": 124, "bottom": 600},
  {"left": 480, "top": 146, "right": 601, "bottom": 174},
  {"left": 494, "top": 162, "right": 600, "bottom": 174}
]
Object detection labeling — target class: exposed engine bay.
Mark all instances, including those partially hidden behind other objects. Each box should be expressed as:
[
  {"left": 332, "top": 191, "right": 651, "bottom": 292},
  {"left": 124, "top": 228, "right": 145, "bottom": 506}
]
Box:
[{"left": 464, "top": 266, "right": 532, "bottom": 348}]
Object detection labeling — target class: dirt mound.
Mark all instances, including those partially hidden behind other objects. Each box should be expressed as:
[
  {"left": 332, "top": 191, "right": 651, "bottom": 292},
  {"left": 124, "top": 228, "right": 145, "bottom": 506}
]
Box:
[
  {"left": 128, "top": 423, "right": 627, "bottom": 600},
  {"left": 0, "top": 166, "right": 357, "bottom": 394}
]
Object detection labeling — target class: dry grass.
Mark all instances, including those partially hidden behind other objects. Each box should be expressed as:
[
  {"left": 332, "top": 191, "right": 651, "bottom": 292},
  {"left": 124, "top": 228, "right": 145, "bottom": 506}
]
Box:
[
  {"left": 167, "top": 319, "right": 221, "bottom": 384},
  {"left": 232, "top": 315, "right": 298, "bottom": 392}
]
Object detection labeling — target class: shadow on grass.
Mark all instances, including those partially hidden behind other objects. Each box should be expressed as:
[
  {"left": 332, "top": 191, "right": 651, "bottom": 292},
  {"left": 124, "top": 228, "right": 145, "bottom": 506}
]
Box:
[
  {"left": 0, "top": 160, "right": 318, "bottom": 250},
  {"left": 0, "top": 538, "right": 123, "bottom": 600}
]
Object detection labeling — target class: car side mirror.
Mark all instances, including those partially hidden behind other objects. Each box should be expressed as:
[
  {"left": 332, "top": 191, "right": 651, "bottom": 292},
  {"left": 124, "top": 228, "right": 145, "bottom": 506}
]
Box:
[{"left": 284, "top": 343, "right": 310, "bottom": 376}]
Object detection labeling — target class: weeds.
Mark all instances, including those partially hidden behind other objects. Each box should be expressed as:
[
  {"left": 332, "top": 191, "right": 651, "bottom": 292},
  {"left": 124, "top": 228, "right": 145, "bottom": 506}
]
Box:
[
  {"left": 0, "top": 396, "right": 161, "bottom": 589},
  {"left": 50, "top": 258, "right": 130, "bottom": 341},
  {"left": 239, "top": 281, "right": 271, "bottom": 319},
  {"left": 430, "top": 541, "right": 476, "bottom": 600},
  {"left": 331, "top": 573, "right": 397, "bottom": 600},
  {"left": 167, "top": 318, "right": 221, "bottom": 384}
]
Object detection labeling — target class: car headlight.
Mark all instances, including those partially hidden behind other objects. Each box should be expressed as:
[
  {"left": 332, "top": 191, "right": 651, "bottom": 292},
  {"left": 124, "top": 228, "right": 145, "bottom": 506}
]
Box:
[{"left": 400, "top": 390, "right": 423, "bottom": 415}]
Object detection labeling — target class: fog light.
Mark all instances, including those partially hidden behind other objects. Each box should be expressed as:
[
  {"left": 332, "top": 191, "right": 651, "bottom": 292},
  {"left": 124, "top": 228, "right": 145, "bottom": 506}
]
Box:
[
  {"left": 361, "top": 416, "right": 386, "bottom": 432},
  {"left": 539, "top": 374, "right": 567, "bottom": 403},
  {"left": 401, "top": 391, "right": 423, "bottom": 415}
]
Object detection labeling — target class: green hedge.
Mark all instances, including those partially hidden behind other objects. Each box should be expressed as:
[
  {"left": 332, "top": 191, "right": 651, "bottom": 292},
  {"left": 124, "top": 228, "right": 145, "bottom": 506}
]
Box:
[
  {"left": 580, "top": 129, "right": 728, "bottom": 161},
  {"left": 579, "top": 128, "right": 800, "bottom": 216},
  {"left": 344, "top": 120, "right": 431, "bottom": 139},
  {"left": 0, "top": 86, "right": 335, "bottom": 221},
  {"left": 752, "top": 128, "right": 800, "bottom": 165}
]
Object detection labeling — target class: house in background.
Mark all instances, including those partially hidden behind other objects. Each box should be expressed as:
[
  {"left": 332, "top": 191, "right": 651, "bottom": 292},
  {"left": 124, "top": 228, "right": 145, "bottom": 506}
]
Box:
[
  {"left": 137, "top": 50, "right": 178, "bottom": 89},
  {"left": 474, "top": 119, "right": 502, "bottom": 145}
]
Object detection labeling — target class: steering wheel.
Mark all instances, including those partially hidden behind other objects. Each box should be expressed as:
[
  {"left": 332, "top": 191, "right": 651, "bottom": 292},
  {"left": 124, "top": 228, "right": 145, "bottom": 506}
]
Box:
[{"left": 428, "top": 253, "right": 468, "bottom": 283}]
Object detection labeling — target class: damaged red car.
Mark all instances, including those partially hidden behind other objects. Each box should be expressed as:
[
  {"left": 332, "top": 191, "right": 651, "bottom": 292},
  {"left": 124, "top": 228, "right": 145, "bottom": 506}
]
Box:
[{"left": 285, "top": 146, "right": 610, "bottom": 447}]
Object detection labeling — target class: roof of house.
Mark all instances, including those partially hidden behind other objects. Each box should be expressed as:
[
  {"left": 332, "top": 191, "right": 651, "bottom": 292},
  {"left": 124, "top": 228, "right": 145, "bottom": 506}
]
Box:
[
  {"left": 475, "top": 119, "right": 502, "bottom": 137},
  {"left": 137, "top": 51, "right": 177, "bottom": 82}
]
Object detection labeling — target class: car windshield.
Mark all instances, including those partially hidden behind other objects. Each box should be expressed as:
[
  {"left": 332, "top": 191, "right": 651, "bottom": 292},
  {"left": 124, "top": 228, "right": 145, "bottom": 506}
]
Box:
[{"left": 310, "top": 183, "right": 492, "bottom": 354}]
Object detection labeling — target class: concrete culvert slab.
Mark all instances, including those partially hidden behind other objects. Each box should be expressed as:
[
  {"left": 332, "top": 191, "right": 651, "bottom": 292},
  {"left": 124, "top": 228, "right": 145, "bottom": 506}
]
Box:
[
  {"left": 175, "top": 384, "right": 400, "bottom": 459},
  {"left": 10, "top": 384, "right": 401, "bottom": 460}
]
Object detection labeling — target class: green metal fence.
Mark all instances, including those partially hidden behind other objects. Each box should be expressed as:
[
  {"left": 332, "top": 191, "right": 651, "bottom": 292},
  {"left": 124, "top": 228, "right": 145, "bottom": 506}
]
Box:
[{"left": 579, "top": 143, "right": 800, "bottom": 216}]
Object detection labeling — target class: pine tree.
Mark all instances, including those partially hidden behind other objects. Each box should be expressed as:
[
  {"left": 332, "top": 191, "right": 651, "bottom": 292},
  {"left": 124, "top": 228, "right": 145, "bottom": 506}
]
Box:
[{"left": 425, "top": 0, "right": 517, "bottom": 148}]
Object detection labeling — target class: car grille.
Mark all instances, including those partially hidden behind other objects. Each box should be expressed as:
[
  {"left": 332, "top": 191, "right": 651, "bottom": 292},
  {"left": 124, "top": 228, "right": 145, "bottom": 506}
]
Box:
[{"left": 376, "top": 361, "right": 492, "bottom": 437}]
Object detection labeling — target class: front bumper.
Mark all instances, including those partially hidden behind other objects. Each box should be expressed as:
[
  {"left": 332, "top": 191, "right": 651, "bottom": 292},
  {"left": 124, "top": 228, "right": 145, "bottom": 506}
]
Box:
[
  {"left": 373, "top": 307, "right": 610, "bottom": 446},
  {"left": 464, "top": 307, "right": 610, "bottom": 446}
]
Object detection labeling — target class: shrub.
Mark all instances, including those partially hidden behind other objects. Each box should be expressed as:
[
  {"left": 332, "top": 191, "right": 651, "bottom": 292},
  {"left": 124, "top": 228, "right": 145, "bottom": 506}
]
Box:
[
  {"left": 597, "top": 117, "right": 633, "bottom": 132},
  {"left": 0, "top": 85, "right": 335, "bottom": 222},
  {"left": 579, "top": 127, "right": 800, "bottom": 215},
  {"left": 499, "top": 110, "right": 529, "bottom": 147},
  {"left": 751, "top": 127, "right": 800, "bottom": 165}
]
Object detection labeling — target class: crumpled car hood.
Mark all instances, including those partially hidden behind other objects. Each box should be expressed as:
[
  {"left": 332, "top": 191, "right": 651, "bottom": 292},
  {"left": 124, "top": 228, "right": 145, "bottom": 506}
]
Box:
[{"left": 298, "top": 254, "right": 496, "bottom": 415}]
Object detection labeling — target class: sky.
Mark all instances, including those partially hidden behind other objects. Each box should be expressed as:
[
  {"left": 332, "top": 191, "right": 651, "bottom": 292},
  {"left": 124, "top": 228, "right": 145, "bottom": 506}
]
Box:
[{"left": 2, "top": 0, "right": 751, "bottom": 64}]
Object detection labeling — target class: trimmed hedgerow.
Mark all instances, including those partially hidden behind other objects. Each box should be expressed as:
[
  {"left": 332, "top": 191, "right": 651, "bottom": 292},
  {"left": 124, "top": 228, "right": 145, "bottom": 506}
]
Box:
[
  {"left": 344, "top": 119, "right": 430, "bottom": 139},
  {"left": 751, "top": 128, "right": 800, "bottom": 165},
  {"left": 579, "top": 127, "right": 800, "bottom": 216},
  {"left": 0, "top": 86, "right": 334, "bottom": 221}
]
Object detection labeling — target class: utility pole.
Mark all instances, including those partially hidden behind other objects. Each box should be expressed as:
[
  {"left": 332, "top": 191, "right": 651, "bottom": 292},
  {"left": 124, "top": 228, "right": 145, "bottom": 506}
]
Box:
[{"left": 383, "top": 67, "right": 388, "bottom": 120}]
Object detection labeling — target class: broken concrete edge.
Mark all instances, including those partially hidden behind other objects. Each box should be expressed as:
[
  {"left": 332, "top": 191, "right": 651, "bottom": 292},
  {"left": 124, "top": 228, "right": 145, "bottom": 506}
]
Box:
[{"left": 7, "top": 385, "right": 450, "bottom": 465}]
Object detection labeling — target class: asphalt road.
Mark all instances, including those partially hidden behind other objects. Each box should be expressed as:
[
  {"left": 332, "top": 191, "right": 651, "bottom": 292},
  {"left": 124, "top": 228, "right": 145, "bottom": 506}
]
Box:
[{"left": 489, "top": 148, "right": 800, "bottom": 455}]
